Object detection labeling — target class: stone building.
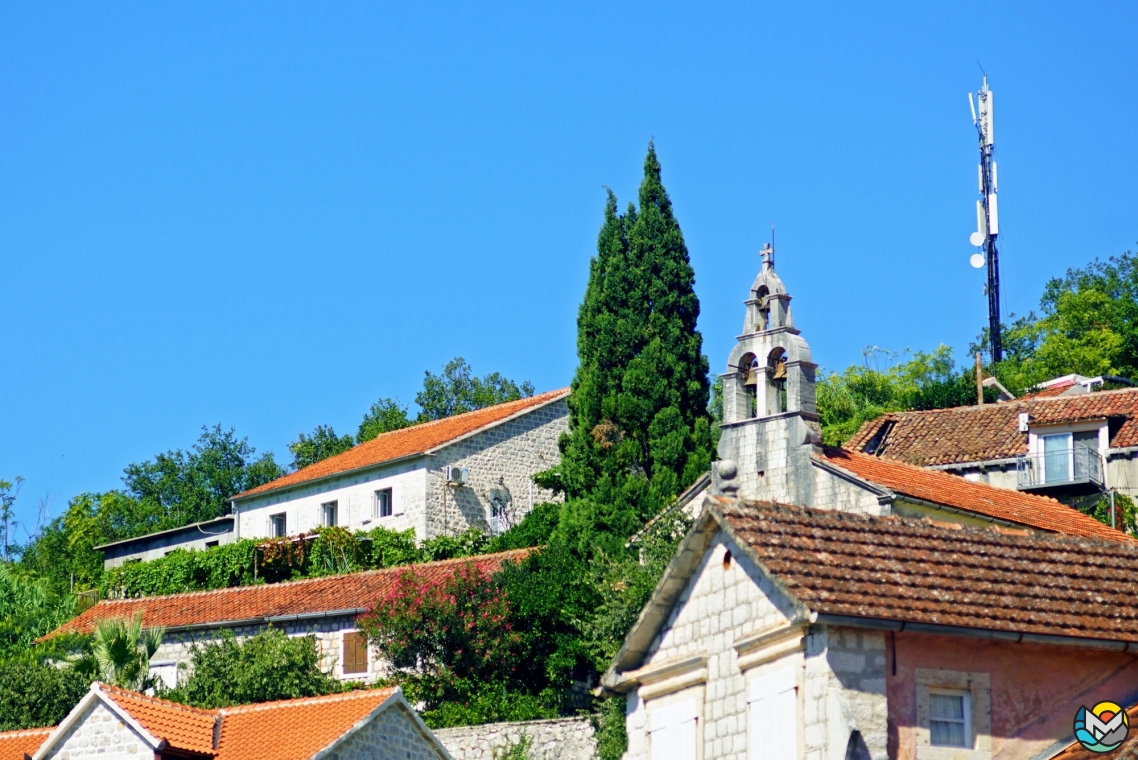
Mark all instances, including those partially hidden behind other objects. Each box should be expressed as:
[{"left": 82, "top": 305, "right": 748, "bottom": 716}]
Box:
[
  {"left": 846, "top": 380, "right": 1138, "bottom": 508},
  {"left": 685, "top": 244, "right": 1130, "bottom": 542},
  {"left": 98, "top": 390, "right": 568, "bottom": 566},
  {"left": 44, "top": 550, "right": 531, "bottom": 689},
  {"left": 0, "top": 682, "right": 453, "bottom": 760},
  {"left": 604, "top": 499, "right": 1138, "bottom": 760}
]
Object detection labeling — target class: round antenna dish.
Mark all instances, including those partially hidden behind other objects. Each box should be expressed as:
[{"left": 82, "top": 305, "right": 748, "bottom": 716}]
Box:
[
  {"left": 970, "top": 253, "right": 985, "bottom": 269},
  {"left": 969, "top": 231, "right": 985, "bottom": 247}
]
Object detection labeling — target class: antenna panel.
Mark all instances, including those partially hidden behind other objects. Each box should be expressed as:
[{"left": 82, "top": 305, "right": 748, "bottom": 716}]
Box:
[
  {"left": 992, "top": 162, "right": 998, "bottom": 191},
  {"left": 978, "top": 164, "right": 983, "bottom": 192},
  {"left": 985, "top": 91, "right": 995, "bottom": 145},
  {"left": 969, "top": 93, "right": 978, "bottom": 123},
  {"left": 988, "top": 194, "right": 999, "bottom": 235}
]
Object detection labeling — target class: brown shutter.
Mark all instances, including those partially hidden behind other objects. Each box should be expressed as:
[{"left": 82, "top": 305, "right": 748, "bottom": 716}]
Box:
[{"left": 343, "top": 631, "right": 368, "bottom": 674}]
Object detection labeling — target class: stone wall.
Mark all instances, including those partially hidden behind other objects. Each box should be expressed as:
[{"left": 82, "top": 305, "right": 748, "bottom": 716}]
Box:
[
  {"left": 42, "top": 702, "right": 152, "bottom": 760},
  {"left": 804, "top": 627, "right": 888, "bottom": 760},
  {"left": 152, "top": 614, "right": 384, "bottom": 687},
  {"left": 320, "top": 701, "right": 447, "bottom": 760},
  {"left": 424, "top": 398, "right": 567, "bottom": 539},
  {"left": 434, "top": 717, "right": 595, "bottom": 760}
]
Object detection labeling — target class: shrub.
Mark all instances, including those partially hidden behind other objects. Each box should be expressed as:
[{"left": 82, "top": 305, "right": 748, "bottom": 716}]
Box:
[
  {"left": 0, "top": 659, "right": 89, "bottom": 731},
  {"left": 162, "top": 629, "right": 341, "bottom": 709}
]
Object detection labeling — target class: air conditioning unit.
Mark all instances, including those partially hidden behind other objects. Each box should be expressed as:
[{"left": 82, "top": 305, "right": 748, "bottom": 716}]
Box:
[{"left": 446, "top": 466, "right": 470, "bottom": 486}]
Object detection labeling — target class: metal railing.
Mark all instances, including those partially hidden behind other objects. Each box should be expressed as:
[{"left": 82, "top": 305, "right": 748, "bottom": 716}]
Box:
[{"left": 1016, "top": 447, "right": 1104, "bottom": 490}]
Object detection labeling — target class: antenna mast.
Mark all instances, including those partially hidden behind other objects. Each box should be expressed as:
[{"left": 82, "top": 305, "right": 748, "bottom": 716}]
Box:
[{"left": 968, "top": 75, "right": 1002, "bottom": 362}]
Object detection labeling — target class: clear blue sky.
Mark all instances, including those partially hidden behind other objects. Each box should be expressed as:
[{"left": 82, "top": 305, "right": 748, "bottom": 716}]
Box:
[{"left": 2, "top": 2, "right": 1135, "bottom": 530}]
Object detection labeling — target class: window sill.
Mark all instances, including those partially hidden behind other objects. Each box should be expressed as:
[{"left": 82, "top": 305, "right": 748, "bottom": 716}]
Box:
[{"left": 916, "top": 747, "right": 991, "bottom": 760}]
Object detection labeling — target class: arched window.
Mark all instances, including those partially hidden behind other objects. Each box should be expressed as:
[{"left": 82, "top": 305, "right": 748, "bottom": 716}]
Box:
[
  {"left": 755, "top": 286, "right": 771, "bottom": 331},
  {"left": 740, "top": 353, "right": 759, "bottom": 418},
  {"left": 767, "top": 348, "right": 788, "bottom": 414}
]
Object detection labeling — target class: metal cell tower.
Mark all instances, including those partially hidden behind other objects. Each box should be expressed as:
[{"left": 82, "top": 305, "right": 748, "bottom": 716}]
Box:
[{"left": 969, "top": 75, "right": 1002, "bottom": 362}]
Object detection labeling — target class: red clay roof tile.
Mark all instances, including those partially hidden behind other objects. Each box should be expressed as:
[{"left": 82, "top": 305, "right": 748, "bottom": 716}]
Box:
[
  {"left": 819, "top": 447, "right": 1128, "bottom": 542},
  {"left": 0, "top": 727, "right": 51, "bottom": 760},
  {"left": 99, "top": 684, "right": 217, "bottom": 755},
  {"left": 719, "top": 501, "right": 1138, "bottom": 644},
  {"left": 846, "top": 387, "right": 1138, "bottom": 467},
  {"left": 235, "top": 389, "right": 568, "bottom": 499},
  {"left": 45, "top": 549, "right": 532, "bottom": 638},
  {"left": 214, "top": 688, "right": 396, "bottom": 760}
]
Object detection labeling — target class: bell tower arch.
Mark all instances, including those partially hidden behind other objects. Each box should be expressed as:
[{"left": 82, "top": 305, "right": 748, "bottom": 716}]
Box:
[{"left": 717, "top": 242, "right": 821, "bottom": 502}]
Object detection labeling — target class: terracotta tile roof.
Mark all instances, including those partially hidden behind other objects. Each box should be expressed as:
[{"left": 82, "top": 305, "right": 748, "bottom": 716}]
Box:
[
  {"left": 846, "top": 387, "right": 1138, "bottom": 466},
  {"left": 214, "top": 688, "right": 396, "bottom": 760},
  {"left": 1019, "top": 380, "right": 1078, "bottom": 399},
  {"left": 236, "top": 389, "right": 569, "bottom": 499},
  {"left": 719, "top": 501, "right": 1138, "bottom": 644},
  {"left": 819, "top": 447, "right": 1129, "bottom": 542},
  {"left": 0, "top": 727, "right": 51, "bottom": 759},
  {"left": 45, "top": 549, "right": 532, "bottom": 638},
  {"left": 98, "top": 683, "right": 217, "bottom": 755}
]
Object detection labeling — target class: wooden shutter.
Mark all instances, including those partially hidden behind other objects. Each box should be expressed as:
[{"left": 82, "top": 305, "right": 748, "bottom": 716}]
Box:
[
  {"left": 343, "top": 631, "right": 368, "bottom": 674},
  {"left": 748, "top": 668, "right": 797, "bottom": 760}
]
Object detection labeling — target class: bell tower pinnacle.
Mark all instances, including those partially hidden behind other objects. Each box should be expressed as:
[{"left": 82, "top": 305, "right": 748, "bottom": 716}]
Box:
[{"left": 715, "top": 241, "right": 821, "bottom": 502}]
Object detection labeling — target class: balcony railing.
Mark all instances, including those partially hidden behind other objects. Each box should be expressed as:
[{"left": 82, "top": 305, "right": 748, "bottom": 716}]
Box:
[{"left": 1016, "top": 447, "right": 1105, "bottom": 492}]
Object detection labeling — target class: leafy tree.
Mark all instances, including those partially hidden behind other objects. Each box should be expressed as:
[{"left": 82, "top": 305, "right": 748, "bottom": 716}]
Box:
[
  {"left": 356, "top": 398, "right": 413, "bottom": 442},
  {"left": 72, "top": 613, "right": 164, "bottom": 692},
  {"left": 163, "top": 629, "right": 341, "bottom": 708},
  {"left": 123, "top": 425, "right": 284, "bottom": 526},
  {"left": 288, "top": 425, "right": 354, "bottom": 470},
  {"left": 546, "top": 143, "right": 713, "bottom": 553},
  {"left": 0, "top": 659, "right": 89, "bottom": 731},
  {"left": 0, "top": 478, "right": 22, "bottom": 562},
  {"left": 415, "top": 357, "right": 535, "bottom": 422},
  {"left": 0, "top": 564, "right": 76, "bottom": 661}
]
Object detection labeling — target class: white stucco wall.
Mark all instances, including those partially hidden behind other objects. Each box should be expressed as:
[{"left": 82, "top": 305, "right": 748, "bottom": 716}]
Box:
[
  {"left": 233, "top": 398, "right": 567, "bottom": 543},
  {"left": 623, "top": 529, "right": 886, "bottom": 760}
]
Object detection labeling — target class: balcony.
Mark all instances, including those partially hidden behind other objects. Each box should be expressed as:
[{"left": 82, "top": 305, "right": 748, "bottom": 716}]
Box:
[{"left": 1016, "top": 447, "right": 1105, "bottom": 497}]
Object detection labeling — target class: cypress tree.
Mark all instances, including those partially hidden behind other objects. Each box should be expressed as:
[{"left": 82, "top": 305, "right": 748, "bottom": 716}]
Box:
[{"left": 553, "top": 143, "right": 712, "bottom": 552}]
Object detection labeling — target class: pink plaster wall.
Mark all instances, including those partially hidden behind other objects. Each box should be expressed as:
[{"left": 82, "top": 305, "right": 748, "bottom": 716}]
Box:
[{"left": 887, "top": 631, "right": 1138, "bottom": 759}]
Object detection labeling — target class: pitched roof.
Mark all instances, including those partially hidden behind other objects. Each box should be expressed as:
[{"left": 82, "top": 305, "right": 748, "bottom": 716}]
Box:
[
  {"left": 819, "top": 447, "right": 1129, "bottom": 542},
  {"left": 235, "top": 389, "right": 569, "bottom": 500},
  {"left": 606, "top": 500, "right": 1138, "bottom": 685},
  {"left": 0, "top": 727, "right": 51, "bottom": 760},
  {"left": 99, "top": 684, "right": 218, "bottom": 755},
  {"left": 214, "top": 689, "right": 397, "bottom": 760},
  {"left": 5, "top": 684, "right": 411, "bottom": 760},
  {"left": 846, "top": 387, "right": 1138, "bottom": 467},
  {"left": 45, "top": 549, "right": 532, "bottom": 638},
  {"left": 719, "top": 501, "right": 1138, "bottom": 643}
]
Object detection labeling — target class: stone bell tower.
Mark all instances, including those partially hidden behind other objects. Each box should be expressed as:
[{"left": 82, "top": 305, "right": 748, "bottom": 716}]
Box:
[{"left": 715, "top": 243, "right": 821, "bottom": 502}]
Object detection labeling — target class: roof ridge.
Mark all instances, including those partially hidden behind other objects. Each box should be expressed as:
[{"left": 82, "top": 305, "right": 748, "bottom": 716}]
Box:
[
  {"left": 0, "top": 727, "right": 55, "bottom": 738},
  {"left": 82, "top": 548, "right": 533, "bottom": 606},
  {"left": 97, "top": 682, "right": 220, "bottom": 717},
  {"left": 217, "top": 687, "right": 395, "bottom": 715}
]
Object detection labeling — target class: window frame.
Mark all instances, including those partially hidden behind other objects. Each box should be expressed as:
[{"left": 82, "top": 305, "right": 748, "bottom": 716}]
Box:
[
  {"left": 375, "top": 488, "right": 393, "bottom": 519},
  {"left": 269, "top": 513, "right": 287, "bottom": 538},
  {"left": 928, "top": 688, "right": 972, "bottom": 748},
  {"left": 914, "top": 669, "right": 991, "bottom": 759},
  {"left": 341, "top": 630, "right": 369, "bottom": 676},
  {"left": 647, "top": 691, "right": 702, "bottom": 760},
  {"left": 321, "top": 501, "right": 338, "bottom": 528}
]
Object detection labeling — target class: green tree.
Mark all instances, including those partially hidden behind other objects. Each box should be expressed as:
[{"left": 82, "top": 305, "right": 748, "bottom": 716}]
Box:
[
  {"left": 0, "top": 477, "right": 22, "bottom": 562},
  {"left": 415, "top": 357, "right": 535, "bottom": 422},
  {"left": 123, "top": 425, "right": 283, "bottom": 526},
  {"left": 356, "top": 397, "right": 413, "bottom": 443},
  {"left": 548, "top": 143, "right": 713, "bottom": 553},
  {"left": 0, "top": 659, "right": 89, "bottom": 731},
  {"left": 72, "top": 613, "right": 164, "bottom": 692},
  {"left": 288, "top": 425, "right": 354, "bottom": 470},
  {"left": 164, "top": 629, "right": 340, "bottom": 708},
  {"left": 0, "top": 564, "right": 77, "bottom": 661}
]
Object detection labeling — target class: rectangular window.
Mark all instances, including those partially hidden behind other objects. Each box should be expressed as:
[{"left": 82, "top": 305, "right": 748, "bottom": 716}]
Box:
[
  {"left": 205, "top": 541, "right": 219, "bottom": 549},
  {"left": 748, "top": 668, "right": 797, "bottom": 760},
  {"left": 322, "top": 501, "right": 338, "bottom": 527},
  {"left": 270, "top": 513, "right": 287, "bottom": 538},
  {"left": 149, "top": 661, "right": 178, "bottom": 690},
  {"left": 1042, "top": 433, "right": 1072, "bottom": 483},
  {"left": 929, "top": 690, "right": 971, "bottom": 748},
  {"left": 376, "top": 489, "right": 393, "bottom": 519},
  {"left": 649, "top": 699, "right": 698, "bottom": 760},
  {"left": 342, "top": 631, "right": 368, "bottom": 675}
]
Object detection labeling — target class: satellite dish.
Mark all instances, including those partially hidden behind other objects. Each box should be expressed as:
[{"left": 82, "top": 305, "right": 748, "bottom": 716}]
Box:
[
  {"left": 969, "top": 231, "right": 985, "bottom": 247},
  {"left": 970, "top": 253, "right": 985, "bottom": 269}
]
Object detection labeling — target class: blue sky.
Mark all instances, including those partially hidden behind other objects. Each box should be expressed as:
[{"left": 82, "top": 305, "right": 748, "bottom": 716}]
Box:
[{"left": 2, "top": 2, "right": 1135, "bottom": 530}]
